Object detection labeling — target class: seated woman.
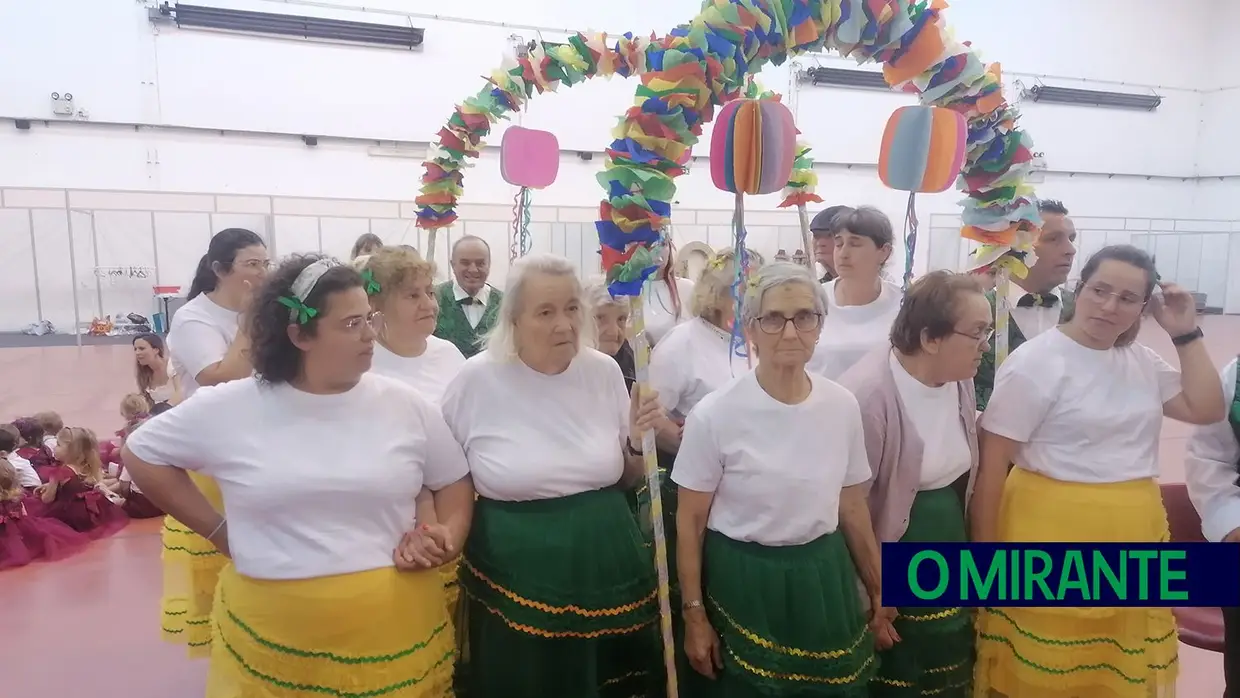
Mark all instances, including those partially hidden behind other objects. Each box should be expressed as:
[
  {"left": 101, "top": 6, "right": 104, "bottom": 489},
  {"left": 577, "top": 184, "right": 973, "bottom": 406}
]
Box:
[
  {"left": 123, "top": 254, "right": 474, "bottom": 698},
  {"left": 39, "top": 427, "right": 128, "bottom": 539},
  {"left": 674, "top": 261, "right": 887, "bottom": 695},
  {"left": 441, "top": 253, "right": 664, "bottom": 698},
  {"left": 837, "top": 271, "right": 991, "bottom": 697},
  {"left": 133, "top": 333, "right": 180, "bottom": 407},
  {"left": 971, "top": 245, "right": 1225, "bottom": 698}
]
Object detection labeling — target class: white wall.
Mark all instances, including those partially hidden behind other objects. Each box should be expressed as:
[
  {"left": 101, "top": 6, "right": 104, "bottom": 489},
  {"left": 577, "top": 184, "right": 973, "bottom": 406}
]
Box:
[{"left": 0, "top": 0, "right": 1237, "bottom": 331}]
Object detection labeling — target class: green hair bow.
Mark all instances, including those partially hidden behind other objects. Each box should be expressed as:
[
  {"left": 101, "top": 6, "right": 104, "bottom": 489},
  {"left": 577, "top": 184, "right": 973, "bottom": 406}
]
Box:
[
  {"left": 361, "top": 269, "right": 381, "bottom": 296},
  {"left": 278, "top": 295, "right": 319, "bottom": 324}
]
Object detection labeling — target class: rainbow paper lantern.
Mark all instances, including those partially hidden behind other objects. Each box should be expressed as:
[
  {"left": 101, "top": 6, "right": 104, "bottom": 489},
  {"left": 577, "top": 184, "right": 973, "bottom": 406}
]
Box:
[
  {"left": 710, "top": 99, "right": 797, "bottom": 196},
  {"left": 878, "top": 106, "right": 967, "bottom": 193}
]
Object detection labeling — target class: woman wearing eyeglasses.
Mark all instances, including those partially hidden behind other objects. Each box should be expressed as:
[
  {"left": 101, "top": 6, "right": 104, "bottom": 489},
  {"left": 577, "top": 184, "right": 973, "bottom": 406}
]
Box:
[
  {"left": 971, "top": 245, "right": 1225, "bottom": 698},
  {"left": 836, "top": 271, "right": 992, "bottom": 697},
  {"left": 159, "top": 227, "right": 270, "bottom": 657},
  {"left": 124, "top": 254, "right": 472, "bottom": 698},
  {"left": 674, "top": 262, "right": 885, "bottom": 695}
]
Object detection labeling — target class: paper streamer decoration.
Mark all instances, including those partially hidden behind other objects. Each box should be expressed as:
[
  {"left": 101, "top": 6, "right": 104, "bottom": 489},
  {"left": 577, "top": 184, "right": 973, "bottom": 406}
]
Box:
[
  {"left": 710, "top": 99, "right": 798, "bottom": 196},
  {"left": 421, "top": 2, "right": 1046, "bottom": 693},
  {"left": 879, "top": 105, "right": 967, "bottom": 287},
  {"left": 501, "top": 126, "right": 558, "bottom": 261}
]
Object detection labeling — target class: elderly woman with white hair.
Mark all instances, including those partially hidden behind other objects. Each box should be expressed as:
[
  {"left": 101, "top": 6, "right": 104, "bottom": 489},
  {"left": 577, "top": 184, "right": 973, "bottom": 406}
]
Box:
[
  {"left": 585, "top": 277, "right": 636, "bottom": 394},
  {"left": 440, "top": 253, "right": 665, "bottom": 698},
  {"left": 674, "top": 261, "right": 888, "bottom": 695}
]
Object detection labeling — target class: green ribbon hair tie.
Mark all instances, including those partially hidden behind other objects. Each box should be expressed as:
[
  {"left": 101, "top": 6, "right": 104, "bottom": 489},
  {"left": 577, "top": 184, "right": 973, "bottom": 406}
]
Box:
[
  {"left": 278, "top": 295, "right": 319, "bottom": 324},
  {"left": 361, "top": 268, "right": 381, "bottom": 295}
]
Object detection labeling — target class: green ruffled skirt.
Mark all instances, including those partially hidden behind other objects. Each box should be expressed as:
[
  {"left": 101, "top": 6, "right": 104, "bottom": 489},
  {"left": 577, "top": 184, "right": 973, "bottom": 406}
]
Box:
[
  {"left": 870, "top": 486, "right": 974, "bottom": 698},
  {"left": 705, "top": 529, "right": 876, "bottom": 696},
  {"left": 458, "top": 487, "right": 661, "bottom": 698}
]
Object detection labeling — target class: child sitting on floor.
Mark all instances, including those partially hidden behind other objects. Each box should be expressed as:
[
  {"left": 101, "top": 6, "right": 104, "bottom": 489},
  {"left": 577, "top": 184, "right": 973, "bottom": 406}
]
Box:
[
  {"left": 1, "top": 423, "right": 41, "bottom": 491},
  {"left": 103, "top": 406, "right": 165, "bottom": 519},
  {"left": 12, "top": 417, "right": 58, "bottom": 481},
  {"left": 0, "top": 447, "right": 88, "bottom": 570},
  {"left": 38, "top": 427, "right": 128, "bottom": 539},
  {"left": 34, "top": 411, "right": 63, "bottom": 452}
]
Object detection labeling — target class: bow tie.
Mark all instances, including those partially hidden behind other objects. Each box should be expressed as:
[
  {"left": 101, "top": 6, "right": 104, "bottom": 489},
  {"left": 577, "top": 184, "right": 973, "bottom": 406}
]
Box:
[
  {"left": 1017, "top": 293, "right": 1059, "bottom": 309},
  {"left": 459, "top": 297, "right": 481, "bottom": 307}
]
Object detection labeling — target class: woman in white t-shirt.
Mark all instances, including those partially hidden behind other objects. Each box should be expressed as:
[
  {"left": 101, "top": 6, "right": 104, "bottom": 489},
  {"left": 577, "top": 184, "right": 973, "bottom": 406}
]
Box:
[
  {"left": 441, "top": 253, "right": 664, "bottom": 698},
  {"left": 808, "top": 206, "right": 903, "bottom": 380},
  {"left": 359, "top": 246, "right": 466, "bottom": 405},
  {"left": 837, "top": 271, "right": 992, "bottom": 696},
  {"left": 644, "top": 250, "right": 696, "bottom": 346},
  {"left": 159, "top": 227, "right": 271, "bottom": 657},
  {"left": 124, "top": 255, "right": 474, "bottom": 698},
  {"left": 674, "top": 262, "right": 887, "bottom": 694},
  {"left": 971, "top": 245, "right": 1225, "bottom": 698}
]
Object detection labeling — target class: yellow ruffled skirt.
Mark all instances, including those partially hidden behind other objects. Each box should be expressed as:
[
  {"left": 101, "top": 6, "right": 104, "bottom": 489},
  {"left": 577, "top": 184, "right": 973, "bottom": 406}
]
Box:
[
  {"left": 160, "top": 472, "right": 228, "bottom": 657},
  {"left": 973, "top": 468, "right": 1178, "bottom": 698},
  {"left": 206, "top": 563, "right": 455, "bottom": 698}
]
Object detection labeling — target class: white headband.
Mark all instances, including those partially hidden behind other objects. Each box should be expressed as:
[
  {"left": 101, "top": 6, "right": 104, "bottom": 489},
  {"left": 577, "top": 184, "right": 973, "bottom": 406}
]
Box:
[{"left": 282, "top": 258, "right": 341, "bottom": 323}]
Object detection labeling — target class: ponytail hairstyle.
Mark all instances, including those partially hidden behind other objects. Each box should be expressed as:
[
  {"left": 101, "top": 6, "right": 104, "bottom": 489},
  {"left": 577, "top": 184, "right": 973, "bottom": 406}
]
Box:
[
  {"left": 187, "top": 228, "right": 266, "bottom": 300},
  {"left": 655, "top": 242, "right": 684, "bottom": 320}
]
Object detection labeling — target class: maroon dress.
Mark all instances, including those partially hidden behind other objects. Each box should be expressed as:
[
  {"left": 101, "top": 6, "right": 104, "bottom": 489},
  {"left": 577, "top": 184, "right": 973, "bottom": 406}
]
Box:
[
  {"left": 40, "top": 465, "right": 129, "bottom": 539},
  {"left": 0, "top": 498, "right": 90, "bottom": 570},
  {"left": 17, "top": 445, "right": 60, "bottom": 483}
]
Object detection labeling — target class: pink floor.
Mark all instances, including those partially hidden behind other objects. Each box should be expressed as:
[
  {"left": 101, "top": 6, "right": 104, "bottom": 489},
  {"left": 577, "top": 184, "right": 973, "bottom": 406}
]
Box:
[{"left": 4, "top": 318, "right": 1239, "bottom": 697}]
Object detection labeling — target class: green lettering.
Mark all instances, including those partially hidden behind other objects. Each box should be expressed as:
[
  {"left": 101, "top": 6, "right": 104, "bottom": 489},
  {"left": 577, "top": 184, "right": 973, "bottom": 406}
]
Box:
[
  {"left": 1092, "top": 550, "right": 1126, "bottom": 600},
  {"left": 1128, "top": 550, "right": 1158, "bottom": 601},
  {"left": 908, "top": 551, "right": 949, "bottom": 600},
  {"left": 962, "top": 550, "right": 1005, "bottom": 601},
  {"left": 1057, "top": 550, "right": 1090, "bottom": 602},
  {"left": 1023, "top": 550, "right": 1055, "bottom": 601},
  {"left": 1158, "top": 550, "right": 1188, "bottom": 601}
]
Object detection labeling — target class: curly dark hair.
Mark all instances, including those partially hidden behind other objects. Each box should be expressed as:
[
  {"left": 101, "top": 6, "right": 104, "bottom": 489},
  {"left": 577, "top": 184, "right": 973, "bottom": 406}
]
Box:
[{"left": 249, "top": 254, "right": 364, "bottom": 385}]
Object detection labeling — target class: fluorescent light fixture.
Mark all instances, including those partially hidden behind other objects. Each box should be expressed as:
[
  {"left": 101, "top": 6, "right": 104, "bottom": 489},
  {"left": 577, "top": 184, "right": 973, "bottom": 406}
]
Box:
[
  {"left": 1022, "top": 84, "right": 1161, "bottom": 111},
  {"left": 151, "top": 3, "right": 424, "bottom": 50},
  {"left": 798, "top": 67, "right": 891, "bottom": 91}
]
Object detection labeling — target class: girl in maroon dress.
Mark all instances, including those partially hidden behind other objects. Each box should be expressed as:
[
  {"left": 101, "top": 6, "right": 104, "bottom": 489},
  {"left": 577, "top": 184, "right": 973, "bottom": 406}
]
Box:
[
  {"left": 13, "top": 417, "right": 59, "bottom": 482},
  {"left": 0, "top": 459, "right": 89, "bottom": 570},
  {"left": 37, "top": 427, "right": 128, "bottom": 539}
]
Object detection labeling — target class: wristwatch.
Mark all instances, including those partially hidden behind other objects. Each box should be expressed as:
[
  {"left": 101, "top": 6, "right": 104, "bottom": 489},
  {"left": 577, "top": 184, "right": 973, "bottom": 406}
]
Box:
[{"left": 1171, "top": 327, "right": 1204, "bottom": 346}]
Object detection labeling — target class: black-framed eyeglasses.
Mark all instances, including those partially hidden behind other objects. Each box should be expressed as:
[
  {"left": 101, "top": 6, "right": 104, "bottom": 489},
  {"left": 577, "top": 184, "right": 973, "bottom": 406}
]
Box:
[{"left": 756, "top": 311, "right": 823, "bottom": 334}]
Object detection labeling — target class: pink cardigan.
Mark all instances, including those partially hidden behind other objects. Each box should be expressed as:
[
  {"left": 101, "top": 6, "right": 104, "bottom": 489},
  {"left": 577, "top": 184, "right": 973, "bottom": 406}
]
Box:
[{"left": 835, "top": 348, "right": 980, "bottom": 543}]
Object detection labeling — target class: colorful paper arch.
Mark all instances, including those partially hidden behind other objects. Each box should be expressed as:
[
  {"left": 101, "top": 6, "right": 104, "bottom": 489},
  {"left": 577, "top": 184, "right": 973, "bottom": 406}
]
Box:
[{"left": 418, "top": 0, "right": 1043, "bottom": 290}]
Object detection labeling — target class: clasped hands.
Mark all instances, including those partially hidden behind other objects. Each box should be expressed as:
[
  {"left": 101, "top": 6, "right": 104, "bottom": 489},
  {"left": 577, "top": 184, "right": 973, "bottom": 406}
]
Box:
[{"left": 393, "top": 523, "right": 456, "bottom": 571}]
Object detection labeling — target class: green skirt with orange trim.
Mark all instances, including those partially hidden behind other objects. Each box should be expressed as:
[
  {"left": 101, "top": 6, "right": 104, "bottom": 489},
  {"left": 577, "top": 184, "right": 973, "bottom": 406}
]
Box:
[
  {"left": 871, "top": 486, "right": 973, "bottom": 698},
  {"left": 457, "top": 488, "right": 661, "bottom": 698},
  {"left": 705, "top": 529, "right": 877, "bottom": 696}
]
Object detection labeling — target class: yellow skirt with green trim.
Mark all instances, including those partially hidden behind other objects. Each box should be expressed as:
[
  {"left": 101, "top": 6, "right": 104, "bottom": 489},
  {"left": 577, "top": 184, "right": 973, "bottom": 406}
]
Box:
[
  {"left": 160, "top": 472, "right": 228, "bottom": 658},
  {"left": 206, "top": 563, "right": 455, "bottom": 698},
  {"left": 973, "top": 468, "right": 1178, "bottom": 698}
]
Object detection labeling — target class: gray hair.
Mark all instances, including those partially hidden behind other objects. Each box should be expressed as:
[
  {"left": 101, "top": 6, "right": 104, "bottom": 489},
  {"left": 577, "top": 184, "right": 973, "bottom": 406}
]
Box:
[
  {"left": 584, "top": 276, "right": 627, "bottom": 314},
  {"left": 741, "top": 262, "right": 828, "bottom": 326},
  {"left": 485, "top": 253, "right": 593, "bottom": 361}
]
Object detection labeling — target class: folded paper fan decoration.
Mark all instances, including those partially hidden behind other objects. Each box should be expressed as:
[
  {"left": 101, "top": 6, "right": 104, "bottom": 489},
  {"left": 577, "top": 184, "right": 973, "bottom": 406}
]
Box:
[
  {"left": 710, "top": 99, "right": 798, "bottom": 196},
  {"left": 878, "top": 106, "right": 967, "bottom": 288}
]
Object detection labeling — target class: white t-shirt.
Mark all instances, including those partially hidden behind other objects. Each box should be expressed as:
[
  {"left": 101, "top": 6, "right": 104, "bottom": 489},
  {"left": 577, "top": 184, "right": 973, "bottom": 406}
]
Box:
[
  {"left": 7, "top": 454, "right": 41, "bottom": 488},
  {"left": 808, "top": 279, "right": 902, "bottom": 380},
  {"left": 1185, "top": 359, "right": 1240, "bottom": 541},
  {"left": 981, "top": 328, "right": 1182, "bottom": 483},
  {"left": 441, "top": 348, "right": 629, "bottom": 502},
  {"left": 888, "top": 352, "right": 971, "bottom": 490},
  {"left": 125, "top": 374, "right": 470, "bottom": 580},
  {"left": 672, "top": 372, "right": 872, "bottom": 545},
  {"left": 645, "top": 277, "right": 696, "bottom": 346},
  {"left": 370, "top": 336, "right": 466, "bottom": 406},
  {"left": 649, "top": 318, "right": 752, "bottom": 420},
  {"left": 119, "top": 464, "right": 142, "bottom": 494},
  {"left": 168, "top": 294, "right": 243, "bottom": 398}
]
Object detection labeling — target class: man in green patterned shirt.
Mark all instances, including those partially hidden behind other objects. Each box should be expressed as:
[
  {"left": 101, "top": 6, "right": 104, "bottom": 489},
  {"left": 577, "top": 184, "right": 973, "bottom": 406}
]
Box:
[{"left": 434, "top": 235, "right": 502, "bottom": 358}]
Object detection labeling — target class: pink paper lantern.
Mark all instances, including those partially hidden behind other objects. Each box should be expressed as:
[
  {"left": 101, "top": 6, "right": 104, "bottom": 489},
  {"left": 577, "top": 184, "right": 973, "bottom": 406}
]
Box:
[{"left": 501, "top": 126, "right": 560, "bottom": 189}]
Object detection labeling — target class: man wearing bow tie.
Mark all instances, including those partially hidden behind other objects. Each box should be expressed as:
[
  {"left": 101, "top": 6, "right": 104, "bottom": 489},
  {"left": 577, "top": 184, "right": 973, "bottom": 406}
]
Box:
[
  {"left": 434, "top": 235, "right": 503, "bottom": 358},
  {"left": 975, "top": 199, "right": 1078, "bottom": 410}
]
